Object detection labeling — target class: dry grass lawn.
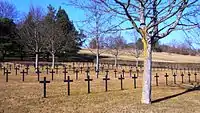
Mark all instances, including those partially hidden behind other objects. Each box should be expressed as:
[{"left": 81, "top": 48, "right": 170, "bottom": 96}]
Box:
[
  {"left": 79, "top": 49, "right": 200, "bottom": 63},
  {"left": 0, "top": 64, "right": 200, "bottom": 113}
]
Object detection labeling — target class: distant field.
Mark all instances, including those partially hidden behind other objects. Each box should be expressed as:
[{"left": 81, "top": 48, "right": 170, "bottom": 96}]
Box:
[{"left": 79, "top": 49, "right": 200, "bottom": 63}]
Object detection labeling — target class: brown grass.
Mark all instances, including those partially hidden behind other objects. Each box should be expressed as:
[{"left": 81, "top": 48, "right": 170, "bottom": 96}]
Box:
[
  {"left": 79, "top": 49, "right": 200, "bottom": 63},
  {"left": 0, "top": 64, "right": 200, "bottom": 113}
]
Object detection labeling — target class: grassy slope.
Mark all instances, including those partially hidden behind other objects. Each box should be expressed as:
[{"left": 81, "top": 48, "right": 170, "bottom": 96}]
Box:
[{"left": 79, "top": 49, "right": 200, "bottom": 63}]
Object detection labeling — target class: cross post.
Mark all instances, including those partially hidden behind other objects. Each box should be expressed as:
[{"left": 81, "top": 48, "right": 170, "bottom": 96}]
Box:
[
  {"left": 39, "top": 77, "right": 50, "bottom": 98},
  {"left": 103, "top": 74, "right": 110, "bottom": 92},
  {"left": 118, "top": 74, "right": 124, "bottom": 90},
  {"left": 85, "top": 75, "right": 93, "bottom": 93},
  {"left": 64, "top": 76, "right": 73, "bottom": 96}
]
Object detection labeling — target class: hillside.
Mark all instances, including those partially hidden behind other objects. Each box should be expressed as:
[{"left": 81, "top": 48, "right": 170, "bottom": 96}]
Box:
[{"left": 79, "top": 49, "right": 200, "bottom": 63}]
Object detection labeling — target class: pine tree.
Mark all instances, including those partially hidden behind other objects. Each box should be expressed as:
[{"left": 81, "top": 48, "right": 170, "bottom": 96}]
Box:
[
  {"left": 0, "top": 18, "right": 18, "bottom": 60},
  {"left": 56, "top": 7, "right": 82, "bottom": 55}
]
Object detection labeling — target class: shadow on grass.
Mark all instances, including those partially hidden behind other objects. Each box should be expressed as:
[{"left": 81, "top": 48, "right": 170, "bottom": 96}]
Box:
[{"left": 152, "top": 85, "right": 200, "bottom": 103}]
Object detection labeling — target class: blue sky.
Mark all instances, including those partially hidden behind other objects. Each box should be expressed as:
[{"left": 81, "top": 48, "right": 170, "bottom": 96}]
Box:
[{"left": 9, "top": 0, "right": 187, "bottom": 46}]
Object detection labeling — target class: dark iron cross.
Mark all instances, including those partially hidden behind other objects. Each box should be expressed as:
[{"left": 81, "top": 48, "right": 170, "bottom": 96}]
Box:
[
  {"left": 55, "top": 65, "right": 59, "bottom": 74},
  {"left": 5, "top": 69, "right": 11, "bottom": 82},
  {"left": 15, "top": 66, "right": 19, "bottom": 75},
  {"left": 85, "top": 69, "right": 90, "bottom": 77},
  {"left": 122, "top": 69, "right": 125, "bottom": 78},
  {"left": 85, "top": 75, "right": 93, "bottom": 93},
  {"left": 25, "top": 65, "right": 29, "bottom": 75},
  {"left": 194, "top": 72, "right": 197, "bottom": 82},
  {"left": 114, "top": 69, "right": 117, "bottom": 78},
  {"left": 75, "top": 69, "right": 79, "bottom": 80},
  {"left": 129, "top": 69, "right": 132, "bottom": 77},
  {"left": 154, "top": 73, "right": 159, "bottom": 86},
  {"left": 2, "top": 67, "right": 6, "bottom": 75},
  {"left": 46, "top": 66, "right": 50, "bottom": 74},
  {"left": 64, "top": 76, "right": 73, "bottom": 96},
  {"left": 80, "top": 67, "right": 83, "bottom": 73},
  {"left": 181, "top": 72, "right": 184, "bottom": 83},
  {"left": 118, "top": 74, "right": 125, "bottom": 90},
  {"left": 63, "top": 67, "right": 68, "bottom": 80},
  {"left": 39, "top": 77, "right": 50, "bottom": 98},
  {"left": 103, "top": 74, "right": 110, "bottom": 92},
  {"left": 132, "top": 74, "right": 137, "bottom": 89},
  {"left": 36, "top": 68, "right": 41, "bottom": 81},
  {"left": 188, "top": 72, "right": 191, "bottom": 83},
  {"left": 173, "top": 73, "right": 177, "bottom": 84},
  {"left": 20, "top": 70, "right": 26, "bottom": 82},
  {"left": 50, "top": 69, "right": 55, "bottom": 81},
  {"left": 164, "top": 73, "right": 169, "bottom": 85},
  {"left": 96, "top": 69, "right": 99, "bottom": 79}
]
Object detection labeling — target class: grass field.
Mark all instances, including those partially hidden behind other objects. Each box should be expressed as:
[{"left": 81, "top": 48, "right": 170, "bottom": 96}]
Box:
[
  {"left": 79, "top": 49, "right": 200, "bottom": 63},
  {"left": 0, "top": 64, "right": 200, "bottom": 113}
]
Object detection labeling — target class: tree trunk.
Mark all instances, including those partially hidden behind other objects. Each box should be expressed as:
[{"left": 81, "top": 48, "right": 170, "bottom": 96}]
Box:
[
  {"left": 114, "top": 55, "right": 118, "bottom": 68},
  {"left": 136, "top": 57, "right": 139, "bottom": 69},
  {"left": 141, "top": 40, "right": 152, "bottom": 104},
  {"left": 51, "top": 53, "right": 55, "bottom": 69},
  {"left": 35, "top": 53, "right": 39, "bottom": 70}
]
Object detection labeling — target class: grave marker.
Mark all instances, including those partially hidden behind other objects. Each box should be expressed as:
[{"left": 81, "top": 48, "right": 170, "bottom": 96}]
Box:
[
  {"left": 15, "top": 66, "right": 19, "bottom": 75},
  {"left": 85, "top": 69, "right": 90, "bottom": 77},
  {"left": 46, "top": 66, "right": 50, "bottom": 74},
  {"left": 103, "top": 74, "right": 110, "bottom": 92},
  {"left": 173, "top": 73, "right": 177, "bottom": 84},
  {"left": 80, "top": 67, "right": 83, "bottom": 73},
  {"left": 122, "top": 69, "right": 125, "bottom": 78},
  {"left": 20, "top": 70, "right": 26, "bottom": 82},
  {"left": 154, "top": 73, "right": 159, "bottom": 86},
  {"left": 194, "top": 72, "right": 197, "bottom": 82},
  {"left": 50, "top": 69, "right": 55, "bottom": 81},
  {"left": 164, "top": 73, "right": 169, "bottom": 85},
  {"left": 36, "top": 68, "right": 41, "bottom": 81},
  {"left": 132, "top": 74, "right": 137, "bottom": 89},
  {"left": 96, "top": 70, "right": 99, "bottom": 78},
  {"left": 64, "top": 76, "right": 73, "bottom": 96},
  {"left": 25, "top": 65, "right": 29, "bottom": 75},
  {"left": 55, "top": 65, "right": 59, "bottom": 74},
  {"left": 5, "top": 69, "right": 10, "bottom": 82},
  {"left": 129, "top": 69, "right": 132, "bottom": 77},
  {"left": 181, "top": 73, "right": 184, "bottom": 83},
  {"left": 2, "top": 67, "right": 6, "bottom": 75},
  {"left": 188, "top": 72, "right": 191, "bottom": 83},
  {"left": 114, "top": 69, "right": 117, "bottom": 78},
  {"left": 75, "top": 69, "right": 79, "bottom": 80},
  {"left": 118, "top": 74, "right": 124, "bottom": 90},
  {"left": 63, "top": 67, "right": 68, "bottom": 80},
  {"left": 85, "top": 75, "right": 93, "bottom": 93},
  {"left": 39, "top": 77, "right": 50, "bottom": 98}
]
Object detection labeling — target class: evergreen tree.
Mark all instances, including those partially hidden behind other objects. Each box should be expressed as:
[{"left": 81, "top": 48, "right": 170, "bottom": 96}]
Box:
[
  {"left": 0, "top": 18, "right": 18, "bottom": 60},
  {"left": 56, "top": 7, "right": 82, "bottom": 55}
]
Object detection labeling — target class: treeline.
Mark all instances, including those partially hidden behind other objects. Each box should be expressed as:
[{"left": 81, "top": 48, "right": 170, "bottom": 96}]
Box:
[{"left": 0, "top": 1, "right": 84, "bottom": 65}]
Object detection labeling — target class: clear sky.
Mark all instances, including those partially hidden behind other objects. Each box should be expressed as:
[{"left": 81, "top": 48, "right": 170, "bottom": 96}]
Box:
[{"left": 9, "top": 0, "right": 188, "bottom": 46}]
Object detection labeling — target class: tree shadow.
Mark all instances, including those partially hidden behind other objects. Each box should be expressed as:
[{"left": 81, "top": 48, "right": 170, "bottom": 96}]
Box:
[{"left": 152, "top": 85, "right": 200, "bottom": 103}]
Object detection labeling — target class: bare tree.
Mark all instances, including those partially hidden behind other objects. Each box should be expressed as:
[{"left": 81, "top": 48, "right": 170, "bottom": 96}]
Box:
[
  {"left": 0, "top": 0, "right": 17, "bottom": 19},
  {"left": 68, "top": 0, "right": 200, "bottom": 104},
  {"left": 99, "top": 0, "right": 200, "bottom": 104},
  {"left": 19, "top": 6, "right": 45, "bottom": 70},
  {"left": 131, "top": 31, "right": 143, "bottom": 69},
  {"left": 106, "top": 34, "right": 126, "bottom": 68},
  {"left": 67, "top": 0, "right": 116, "bottom": 75}
]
